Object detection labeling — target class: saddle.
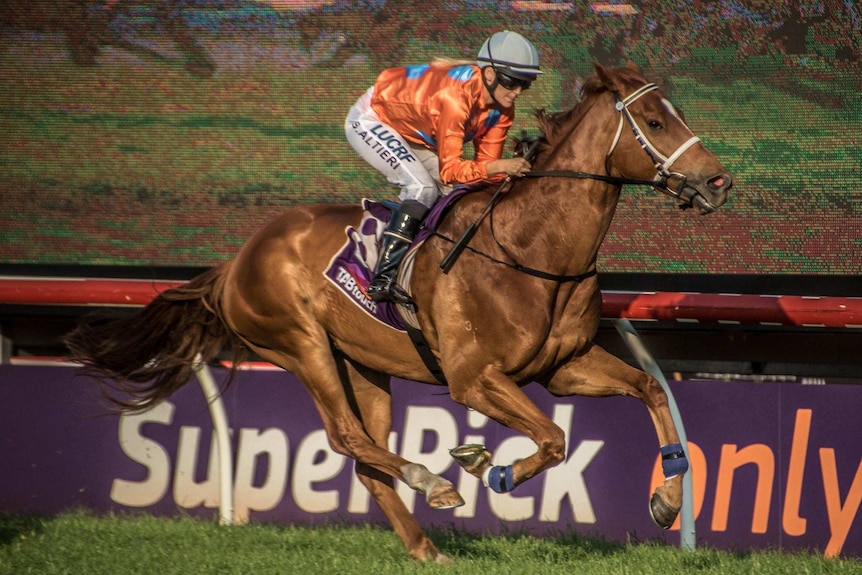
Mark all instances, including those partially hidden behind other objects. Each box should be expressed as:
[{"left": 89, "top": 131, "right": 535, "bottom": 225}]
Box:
[{"left": 323, "top": 187, "right": 474, "bottom": 331}]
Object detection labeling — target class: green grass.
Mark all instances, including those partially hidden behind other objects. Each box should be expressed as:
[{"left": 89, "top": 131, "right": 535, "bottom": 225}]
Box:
[{"left": 0, "top": 510, "right": 859, "bottom": 575}]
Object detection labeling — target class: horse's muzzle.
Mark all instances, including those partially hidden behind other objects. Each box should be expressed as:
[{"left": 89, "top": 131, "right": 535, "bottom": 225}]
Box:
[
  {"left": 690, "top": 193, "right": 718, "bottom": 215},
  {"left": 688, "top": 173, "right": 733, "bottom": 215}
]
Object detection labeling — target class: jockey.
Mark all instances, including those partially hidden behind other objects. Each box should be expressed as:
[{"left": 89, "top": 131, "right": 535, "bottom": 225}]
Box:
[{"left": 345, "top": 30, "right": 542, "bottom": 304}]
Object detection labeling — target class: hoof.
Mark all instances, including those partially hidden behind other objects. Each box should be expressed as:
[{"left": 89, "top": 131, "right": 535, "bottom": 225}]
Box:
[
  {"left": 409, "top": 542, "right": 453, "bottom": 564},
  {"left": 649, "top": 491, "right": 681, "bottom": 529},
  {"left": 428, "top": 482, "right": 465, "bottom": 509},
  {"left": 401, "top": 463, "right": 464, "bottom": 509},
  {"left": 401, "top": 462, "right": 465, "bottom": 509},
  {"left": 413, "top": 550, "right": 453, "bottom": 564},
  {"left": 450, "top": 444, "right": 492, "bottom": 476}
]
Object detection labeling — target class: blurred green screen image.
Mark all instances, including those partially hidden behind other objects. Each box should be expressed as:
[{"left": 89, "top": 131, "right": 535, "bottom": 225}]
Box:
[{"left": 1, "top": 1, "right": 859, "bottom": 274}]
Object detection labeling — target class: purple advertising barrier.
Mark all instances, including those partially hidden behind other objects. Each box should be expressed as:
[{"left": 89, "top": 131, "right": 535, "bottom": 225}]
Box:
[{"left": 1, "top": 365, "right": 860, "bottom": 557}]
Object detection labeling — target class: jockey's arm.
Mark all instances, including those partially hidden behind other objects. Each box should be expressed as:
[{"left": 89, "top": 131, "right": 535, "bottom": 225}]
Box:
[{"left": 486, "top": 157, "right": 532, "bottom": 178}]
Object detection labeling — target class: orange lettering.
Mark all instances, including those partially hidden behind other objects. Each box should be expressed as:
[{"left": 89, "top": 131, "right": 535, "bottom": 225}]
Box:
[
  {"left": 650, "top": 442, "right": 706, "bottom": 531},
  {"left": 820, "top": 448, "right": 862, "bottom": 558},
  {"left": 712, "top": 444, "right": 774, "bottom": 533},
  {"left": 782, "top": 409, "right": 811, "bottom": 536}
]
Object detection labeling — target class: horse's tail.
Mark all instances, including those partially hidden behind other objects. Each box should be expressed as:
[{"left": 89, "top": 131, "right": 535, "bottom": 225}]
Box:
[{"left": 63, "top": 262, "right": 246, "bottom": 413}]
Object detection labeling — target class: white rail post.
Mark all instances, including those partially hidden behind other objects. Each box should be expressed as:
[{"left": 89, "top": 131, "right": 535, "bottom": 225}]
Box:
[
  {"left": 192, "top": 355, "right": 234, "bottom": 525},
  {"left": 613, "top": 319, "right": 696, "bottom": 551}
]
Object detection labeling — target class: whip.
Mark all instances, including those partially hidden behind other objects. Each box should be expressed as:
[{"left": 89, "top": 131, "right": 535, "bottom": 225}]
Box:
[{"left": 439, "top": 135, "right": 542, "bottom": 274}]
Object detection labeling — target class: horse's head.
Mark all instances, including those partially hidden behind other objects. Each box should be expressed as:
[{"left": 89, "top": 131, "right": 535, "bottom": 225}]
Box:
[{"left": 594, "top": 62, "right": 733, "bottom": 214}]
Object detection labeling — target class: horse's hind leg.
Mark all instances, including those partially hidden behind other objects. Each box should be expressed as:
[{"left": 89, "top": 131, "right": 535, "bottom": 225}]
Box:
[
  {"left": 545, "top": 343, "right": 688, "bottom": 529},
  {"left": 247, "top": 336, "right": 462, "bottom": 510},
  {"left": 337, "top": 356, "right": 451, "bottom": 563}
]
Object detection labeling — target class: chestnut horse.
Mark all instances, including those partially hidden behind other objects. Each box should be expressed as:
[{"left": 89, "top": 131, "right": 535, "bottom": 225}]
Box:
[{"left": 65, "top": 63, "right": 732, "bottom": 562}]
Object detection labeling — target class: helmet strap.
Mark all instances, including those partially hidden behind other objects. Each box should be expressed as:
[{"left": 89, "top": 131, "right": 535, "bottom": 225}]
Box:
[
  {"left": 481, "top": 67, "right": 504, "bottom": 107},
  {"left": 480, "top": 38, "right": 506, "bottom": 107}
]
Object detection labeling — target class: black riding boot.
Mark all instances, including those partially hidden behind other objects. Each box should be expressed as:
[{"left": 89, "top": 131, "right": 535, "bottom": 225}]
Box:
[{"left": 367, "top": 199, "right": 428, "bottom": 304}]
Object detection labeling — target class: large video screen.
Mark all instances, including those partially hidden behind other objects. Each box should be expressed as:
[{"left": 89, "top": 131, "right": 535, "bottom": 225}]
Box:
[{"left": 1, "top": 1, "right": 859, "bottom": 275}]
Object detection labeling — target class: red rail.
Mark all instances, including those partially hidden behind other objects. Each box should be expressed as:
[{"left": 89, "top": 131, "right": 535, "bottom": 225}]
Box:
[
  {"left": 1, "top": 277, "right": 861, "bottom": 328},
  {"left": 0, "top": 277, "right": 183, "bottom": 307},
  {"left": 602, "top": 291, "right": 862, "bottom": 329}
]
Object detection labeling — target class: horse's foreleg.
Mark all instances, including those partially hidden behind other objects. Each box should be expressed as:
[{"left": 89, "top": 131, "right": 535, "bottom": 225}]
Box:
[
  {"left": 545, "top": 343, "right": 687, "bottom": 529},
  {"left": 447, "top": 366, "right": 567, "bottom": 493},
  {"left": 339, "top": 357, "right": 452, "bottom": 563}
]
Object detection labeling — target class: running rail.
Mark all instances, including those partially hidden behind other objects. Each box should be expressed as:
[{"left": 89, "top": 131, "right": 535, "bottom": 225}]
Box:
[
  {"left": 2, "top": 276, "right": 861, "bottom": 536},
  {"left": 2, "top": 277, "right": 861, "bottom": 328}
]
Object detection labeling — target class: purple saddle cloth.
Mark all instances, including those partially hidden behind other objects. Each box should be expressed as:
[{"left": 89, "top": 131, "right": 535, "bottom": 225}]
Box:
[{"left": 322, "top": 187, "right": 475, "bottom": 331}]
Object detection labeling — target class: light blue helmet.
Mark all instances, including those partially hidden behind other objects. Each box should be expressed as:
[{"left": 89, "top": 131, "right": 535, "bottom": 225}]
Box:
[{"left": 476, "top": 30, "right": 542, "bottom": 81}]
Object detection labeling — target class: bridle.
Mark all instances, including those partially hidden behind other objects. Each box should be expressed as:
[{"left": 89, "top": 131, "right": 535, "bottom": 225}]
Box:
[
  {"left": 608, "top": 83, "right": 703, "bottom": 208},
  {"left": 526, "top": 82, "right": 710, "bottom": 211},
  {"left": 436, "top": 81, "right": 714, "bottom": 282}
]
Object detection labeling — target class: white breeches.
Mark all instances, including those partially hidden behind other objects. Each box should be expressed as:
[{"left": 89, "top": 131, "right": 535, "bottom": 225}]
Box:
[{"left": 345, "top": 88, "right": 451, "bottom": 208}]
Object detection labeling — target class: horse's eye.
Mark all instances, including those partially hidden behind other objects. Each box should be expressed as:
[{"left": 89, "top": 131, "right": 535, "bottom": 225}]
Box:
[{"left": 647, "top": 120, "right": 663, "bottom": 130}]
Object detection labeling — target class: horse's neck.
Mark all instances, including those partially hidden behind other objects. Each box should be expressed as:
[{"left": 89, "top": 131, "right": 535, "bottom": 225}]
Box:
[{"left": 501, "top": 114, "right": 622, "bottom": 276}]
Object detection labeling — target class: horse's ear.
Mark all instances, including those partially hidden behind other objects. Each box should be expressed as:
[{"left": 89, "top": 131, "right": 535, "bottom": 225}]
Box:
[
  {"left": 594, "top": 62, "right": 618, "bottom": 92},
  {"left": 594, "top": 62, "right": 611, "bottom": 83},
  {"left": 625, "top": 60, "right": 643, "bottom": 74}
]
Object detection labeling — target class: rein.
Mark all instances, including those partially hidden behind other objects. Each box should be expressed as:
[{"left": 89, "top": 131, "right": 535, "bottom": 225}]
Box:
[
  {"left": 432, "top": 228, "right": 598, "bottom": 283},
  {"left": 435, "top": 80, "right": 704, "bottom": 282},
  {"left": 522, "top": 168, "right": 692, "bottom": 208},
  {"left": 524, "top": 169, "right": 659, "bottom": 188}
]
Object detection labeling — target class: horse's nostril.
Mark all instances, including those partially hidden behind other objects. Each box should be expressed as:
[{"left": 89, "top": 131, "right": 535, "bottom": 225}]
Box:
[{"left": 709, "top": 174, "right": 732, "bottom": 190}]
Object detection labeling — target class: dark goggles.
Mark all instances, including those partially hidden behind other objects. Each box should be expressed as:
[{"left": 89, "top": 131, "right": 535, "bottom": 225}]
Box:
[{"left": 495, "top": 70, "right": 532, "bottom": 91}]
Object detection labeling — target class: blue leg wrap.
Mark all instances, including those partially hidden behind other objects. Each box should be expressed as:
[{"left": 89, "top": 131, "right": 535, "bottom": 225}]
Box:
[
  {"left": 660, "top": 443, "right": 689, "bottom": 478},
  {"left": 488, "top": 465, "right": 515, "bottom": 494}
]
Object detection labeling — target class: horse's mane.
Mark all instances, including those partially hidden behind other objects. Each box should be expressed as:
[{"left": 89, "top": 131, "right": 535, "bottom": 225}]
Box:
[{"left": 534, "top": 65, "right": 646, "bottom": 149}]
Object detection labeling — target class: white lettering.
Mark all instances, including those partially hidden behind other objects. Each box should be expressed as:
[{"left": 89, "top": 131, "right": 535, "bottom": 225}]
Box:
[
  {"left": 292, "top": 429, "right": 346, "bottom": 513},
  {"left": 173, "top": 426, "right": 220, "bottom": 509},
  {"left": 234, "top": 427, "right": 289, "bottom": 523},
  {"left": 540, "top": 404, "right": 603, "bottom": 523},
  {"left": 111, "top": 401, "right": 605, "bottom": 526},
  {"left": 335, "top": 266, "right": 378, "bottom": 313},
  {"left": 540, "top": 439, "right": 603, "bottom": 523},
  {"left": 477, "top": 404, "right": 603, "bottom": 523},
  {"left": 110, "top": 402, "right": 174, "bottom": 507},
  {"left": 346, "top": 460, "right": 369, "bottom": 514}
]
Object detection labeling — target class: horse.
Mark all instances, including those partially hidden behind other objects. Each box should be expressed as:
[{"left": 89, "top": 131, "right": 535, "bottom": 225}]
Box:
[{"left": 64, "top": 62, "right": 733, "bottom": 563}]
